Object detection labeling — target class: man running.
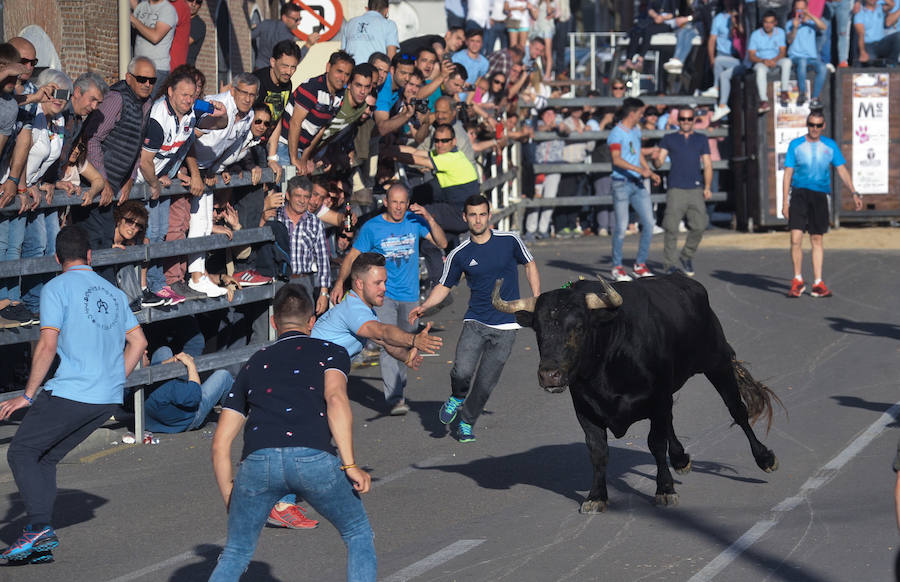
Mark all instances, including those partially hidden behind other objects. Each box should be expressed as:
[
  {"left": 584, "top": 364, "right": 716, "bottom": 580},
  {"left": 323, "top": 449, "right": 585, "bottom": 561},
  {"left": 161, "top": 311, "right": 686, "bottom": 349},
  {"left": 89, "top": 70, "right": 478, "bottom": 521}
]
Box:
[{"left": 410, "top": 195, "right": 540, "bottom": 443}]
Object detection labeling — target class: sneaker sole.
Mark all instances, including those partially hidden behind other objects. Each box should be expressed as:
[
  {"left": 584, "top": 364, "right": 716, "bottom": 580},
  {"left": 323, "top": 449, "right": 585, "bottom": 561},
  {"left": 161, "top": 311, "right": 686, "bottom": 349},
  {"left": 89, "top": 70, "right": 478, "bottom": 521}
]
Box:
[
  {"left": 29, "top": 550, "right": 54, "bottom": 564},
  {"left": 235, "top": 280, "right": 271, "bottom": 287},
  {"left": 458, "top": 435, "right": 476, "bottom": 443},
  {"left": 3, "top": 537, "right": 59, "bottom": 561},
  {"left": 266, "top": 518, "right": 318, "bottom": 529},
  {"left": 390, "top": 406, "right": 409, "bottom": 416},
  {"left": 810, "top": 292, "right": 832, "bottom": 298}
]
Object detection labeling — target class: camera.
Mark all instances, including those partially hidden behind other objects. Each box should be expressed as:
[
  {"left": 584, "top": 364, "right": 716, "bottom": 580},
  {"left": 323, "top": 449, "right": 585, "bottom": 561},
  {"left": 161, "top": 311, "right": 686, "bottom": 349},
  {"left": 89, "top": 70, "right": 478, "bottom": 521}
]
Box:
[
  {"left": 52, "top": 88, "right": 71, "bottom": 101},
  {"left": 411, "top": 99, "right": 430, "bottom": 114}
]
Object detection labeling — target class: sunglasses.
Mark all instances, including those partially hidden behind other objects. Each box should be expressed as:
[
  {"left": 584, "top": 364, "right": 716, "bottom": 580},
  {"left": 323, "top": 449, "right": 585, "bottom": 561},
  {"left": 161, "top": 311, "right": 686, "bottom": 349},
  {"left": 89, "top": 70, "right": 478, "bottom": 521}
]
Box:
[
  {"left": 612, "top": 85, "right": 625, "bottom": 90},
  {"left": 131, "top": 74, "right": 157, "bottom": 85},
  {"left": 123, "top": 217, "right": 146, "bottom": 228},
  {"left": 493, "top": 79, "right": 506, "bottom": 84},
  {"left": 398, "top": 53, "right": 417, "bottom": 63},
  {"left": 254, "top": 118, "right": 273, "bottom": 127},
  {"left": 433, "top": 137, "right": 453, "bottom": 143},
  {"left": 678, "top": 116, "right": 696, "bottom": 121},
  {"left": 807, "top": 122, "right": 824, "bottom": 128},
  {"left": 20, "top": 57, "right": 38, "bottom": 67}
]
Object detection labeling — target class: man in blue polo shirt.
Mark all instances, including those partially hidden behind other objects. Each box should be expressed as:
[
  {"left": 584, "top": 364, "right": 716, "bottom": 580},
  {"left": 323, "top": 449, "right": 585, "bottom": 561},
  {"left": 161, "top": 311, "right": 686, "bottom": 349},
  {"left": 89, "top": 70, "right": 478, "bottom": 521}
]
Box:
[
  {"left": 329, "top": 185, "right": 447, "bottom": 415},
  {"left": 607, "top": 97, "right": 660, "bottom": 282},
  {"left": 451, "top": 29, "right": 489, "bottom": 100},
  {"left": 0, "top": 226, "right": 147, "bottom": 563},
  {"left": 782, "top": 110, "right": 861, "bottom": 298},
  {"left": 748, "top": 11, "right": 792, "bottom": 114},
  {"left": 655, "top": 108, "right": 712, "bottom": 277},
  {"left": 786, "top": 1, "right": 828, "bottom": 109},
  {"left": 410, "top": 195, "right": 540, "bottom": 443},
  {"left": 854, "top": 0, "right": 900, "bottom": 65}
]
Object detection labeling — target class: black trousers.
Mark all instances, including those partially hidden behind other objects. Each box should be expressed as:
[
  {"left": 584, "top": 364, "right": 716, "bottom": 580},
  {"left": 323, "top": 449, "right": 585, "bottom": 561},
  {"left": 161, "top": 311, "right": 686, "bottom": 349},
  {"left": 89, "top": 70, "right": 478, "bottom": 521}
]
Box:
[{"left": 7, "top": 391, "right": 117, "bottom": 526}]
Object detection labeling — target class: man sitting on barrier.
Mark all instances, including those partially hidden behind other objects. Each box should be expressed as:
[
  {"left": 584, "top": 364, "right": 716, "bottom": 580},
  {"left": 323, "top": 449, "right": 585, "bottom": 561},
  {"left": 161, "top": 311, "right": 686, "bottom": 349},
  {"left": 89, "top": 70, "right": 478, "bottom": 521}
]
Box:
[
  {"left": 853, "top": 0, "right": 900, "bottom": 66},
  {"left": 748, "top": 11, "right": 792, "bottom": 114}
]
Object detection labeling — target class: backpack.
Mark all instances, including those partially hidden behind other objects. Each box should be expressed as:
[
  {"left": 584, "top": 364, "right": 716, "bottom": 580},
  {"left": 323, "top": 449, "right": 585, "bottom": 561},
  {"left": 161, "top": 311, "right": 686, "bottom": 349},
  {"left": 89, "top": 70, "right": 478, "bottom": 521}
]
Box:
[{"left": 255, "top": 219, "right": 293, "bottom": 280}]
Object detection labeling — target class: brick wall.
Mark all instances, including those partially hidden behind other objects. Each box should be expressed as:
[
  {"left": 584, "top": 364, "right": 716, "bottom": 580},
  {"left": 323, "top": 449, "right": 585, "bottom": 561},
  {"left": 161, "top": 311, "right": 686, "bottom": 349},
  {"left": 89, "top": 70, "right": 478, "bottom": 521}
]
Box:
[{"left": 4, "top": 0, "right": 262, "bottom": 93}]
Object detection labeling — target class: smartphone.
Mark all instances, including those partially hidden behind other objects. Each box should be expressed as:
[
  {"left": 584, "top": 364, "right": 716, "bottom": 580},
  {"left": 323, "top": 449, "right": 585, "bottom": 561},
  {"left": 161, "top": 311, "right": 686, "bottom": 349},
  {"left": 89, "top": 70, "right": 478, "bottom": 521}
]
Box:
[{"left": 52, "top": 88, "right": 71, "bottom": 101}]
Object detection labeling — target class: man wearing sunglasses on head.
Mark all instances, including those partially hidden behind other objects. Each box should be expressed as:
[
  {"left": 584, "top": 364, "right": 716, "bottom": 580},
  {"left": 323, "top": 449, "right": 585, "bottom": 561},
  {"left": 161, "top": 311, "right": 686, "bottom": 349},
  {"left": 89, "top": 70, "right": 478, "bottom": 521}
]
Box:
[
  {"left": 654, "top": 107, "right": 712, "bottom": 277},
  {"left": 782, "top": 110, "right": 860, "bottom": 299}
]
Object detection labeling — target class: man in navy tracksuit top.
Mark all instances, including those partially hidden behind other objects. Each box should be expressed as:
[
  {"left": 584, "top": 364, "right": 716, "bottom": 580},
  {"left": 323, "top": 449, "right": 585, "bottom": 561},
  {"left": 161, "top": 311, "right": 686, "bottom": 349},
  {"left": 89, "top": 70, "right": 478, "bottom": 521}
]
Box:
[{"left": 410, "top": 195, "right": 541, "bottom": 443}]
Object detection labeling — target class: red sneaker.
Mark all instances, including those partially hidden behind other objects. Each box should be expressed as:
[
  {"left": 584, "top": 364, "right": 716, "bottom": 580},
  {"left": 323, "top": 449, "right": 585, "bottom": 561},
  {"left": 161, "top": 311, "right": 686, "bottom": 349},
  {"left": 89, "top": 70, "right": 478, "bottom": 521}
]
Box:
[
  {"left": 234, "top": 270, "right": 273, "bottom": 287},
  {"left": 611, "top": 266, "right": 632, "bottom": 282},
  {"left": 632, "top": 263, "right": 654, "bottom": 278},
  {"left": 267, "top": 504, "right": 319, "bottom": 529},
  {"left": 787, "top": 277, "right": 806, "bottom": 298},
  {"left": 810, "top": 281, "right": 832, "bottom": 298}
]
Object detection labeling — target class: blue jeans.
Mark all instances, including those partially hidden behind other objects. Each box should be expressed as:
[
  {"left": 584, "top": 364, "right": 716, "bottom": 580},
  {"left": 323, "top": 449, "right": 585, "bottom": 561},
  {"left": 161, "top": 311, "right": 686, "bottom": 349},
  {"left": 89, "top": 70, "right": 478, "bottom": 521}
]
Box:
[
  {"left": 714, "top": 55, "right": 741, "bottom": 106},
  {"left": 0, "top": 214, "right": 26, "bottom": 301},
  {"left": 674, "top": 25, "right": 698, "bottom": 63},
  {"left": 483, "top": 21, "right": 508, "bottom": 54},
  {"left": 821, "top": 0, "right": 852, "bottom": 63},
  {"left": 446, "top": 9, "right": 465, "bottom": 29},
  {"left": 146, "top": 197, "right": 170, "bottom": 293},
  {"left": 611, "top": 179, "right": 653, "bottom": 267},
  {"left": 209, "top": 447, "right": 376, "bottom": 582},
  {"left": 20, "top": 210, "right": 59, "bottom": 313},
  {"left": 791, "top": 56, "right": 827, "bottom": 98},
  {"left": 149, "top": 347, "right": 234, "bottom": 431}
]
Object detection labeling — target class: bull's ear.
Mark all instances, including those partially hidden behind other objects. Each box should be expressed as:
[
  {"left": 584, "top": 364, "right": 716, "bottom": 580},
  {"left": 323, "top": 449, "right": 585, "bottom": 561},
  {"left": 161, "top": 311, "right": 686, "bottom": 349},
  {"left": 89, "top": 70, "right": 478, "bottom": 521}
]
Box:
[{"left": 515, "top": 310, "right": 534, "bottom": 328}]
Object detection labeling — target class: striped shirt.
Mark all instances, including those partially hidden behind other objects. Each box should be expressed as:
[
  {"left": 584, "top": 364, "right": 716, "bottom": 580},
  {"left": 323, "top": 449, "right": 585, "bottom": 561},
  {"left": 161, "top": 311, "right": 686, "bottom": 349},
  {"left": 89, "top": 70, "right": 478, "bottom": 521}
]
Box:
[
  {"left": 276, "top": 207, "right": 331, "bottom": 288},
  {"left": 281, "top": 74, "right": 345, "bottom": 149}
]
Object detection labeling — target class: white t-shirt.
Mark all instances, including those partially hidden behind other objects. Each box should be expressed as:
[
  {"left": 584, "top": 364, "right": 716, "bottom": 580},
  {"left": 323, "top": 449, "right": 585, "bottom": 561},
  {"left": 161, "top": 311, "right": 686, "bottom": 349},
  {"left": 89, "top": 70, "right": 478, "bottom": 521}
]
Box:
[
  {"left": 25, "top": 104, "right": 65, "bottom": 187},
  {"left": 194, "top": 90, "right": 253, "bottom": 170},
  {"left": 467, "top": 0, "right": 492, "bottom": 28},
  {"left": 133, "top": 0, "right": 178, "bottom": 72}
]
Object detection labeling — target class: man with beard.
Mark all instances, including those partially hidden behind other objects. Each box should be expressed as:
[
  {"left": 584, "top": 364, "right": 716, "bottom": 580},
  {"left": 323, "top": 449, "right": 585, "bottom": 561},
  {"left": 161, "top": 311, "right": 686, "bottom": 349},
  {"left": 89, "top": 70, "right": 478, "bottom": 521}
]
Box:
[
  {"left": 410, "top": 194, "right": 539, "bottom": 443},
  {"left": 254, "top": 40, "right": 303, "bottom": 181}
]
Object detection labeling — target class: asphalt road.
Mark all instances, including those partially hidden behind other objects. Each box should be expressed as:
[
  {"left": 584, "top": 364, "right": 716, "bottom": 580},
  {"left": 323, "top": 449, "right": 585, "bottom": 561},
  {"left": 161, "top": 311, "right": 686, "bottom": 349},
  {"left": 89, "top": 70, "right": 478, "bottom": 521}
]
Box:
[{"left": 1, "top": 233, "right": 898, "bottom": 582}]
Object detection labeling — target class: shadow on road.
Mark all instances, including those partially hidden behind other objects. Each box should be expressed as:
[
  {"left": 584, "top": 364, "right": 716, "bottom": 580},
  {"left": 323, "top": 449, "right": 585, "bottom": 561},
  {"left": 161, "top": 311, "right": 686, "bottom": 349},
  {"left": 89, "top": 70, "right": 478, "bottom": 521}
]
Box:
[
  {"left": 168, "top": 543, "right": 279, "bottom": 581},
  {"left": 830, "top": 396, "right": 900, "bottom": 427},
  {"left": 0, "top": 489, "right": 107, "bottom": 545},
  {"left": 825, "top": 317, "right": 900, "bottom": 340},
  {"left": 709, "top": 270, "right": 788, "bottom": 294}
]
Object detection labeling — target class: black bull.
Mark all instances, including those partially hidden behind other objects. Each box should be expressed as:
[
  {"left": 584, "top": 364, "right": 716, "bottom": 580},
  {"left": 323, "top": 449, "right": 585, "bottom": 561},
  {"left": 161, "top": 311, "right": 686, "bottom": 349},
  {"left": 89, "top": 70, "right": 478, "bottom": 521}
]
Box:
[{"left": 493, "top": 275, "right": 781, "bottom": 513}]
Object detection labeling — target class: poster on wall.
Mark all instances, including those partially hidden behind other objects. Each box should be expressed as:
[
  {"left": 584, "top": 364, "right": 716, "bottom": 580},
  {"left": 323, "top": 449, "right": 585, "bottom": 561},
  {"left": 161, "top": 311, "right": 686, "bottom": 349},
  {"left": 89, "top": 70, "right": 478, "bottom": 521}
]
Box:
[
  {"left": 851, "top": 73, "right": 890, "bottom": 195},
  {"left": 773, "top": 80, "right": 811, "bottom": 219}
]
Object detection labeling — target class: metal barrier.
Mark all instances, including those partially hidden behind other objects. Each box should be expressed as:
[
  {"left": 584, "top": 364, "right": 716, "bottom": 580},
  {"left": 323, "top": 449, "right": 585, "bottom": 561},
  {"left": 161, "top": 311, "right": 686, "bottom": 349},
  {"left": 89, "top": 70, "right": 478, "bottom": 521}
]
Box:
[{"left": 0, "top": 170, "right": 279, "bottom": 439}]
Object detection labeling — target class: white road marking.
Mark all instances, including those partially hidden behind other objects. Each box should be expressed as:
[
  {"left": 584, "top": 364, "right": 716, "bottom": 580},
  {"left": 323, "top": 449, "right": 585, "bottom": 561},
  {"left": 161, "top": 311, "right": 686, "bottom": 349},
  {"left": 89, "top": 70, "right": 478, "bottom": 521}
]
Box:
[
  {"left": 687, "top": 400, "right": 900, "bottom": 582},
  {"left": 381, "top": 539, "right": 487, "bottom": 582}
]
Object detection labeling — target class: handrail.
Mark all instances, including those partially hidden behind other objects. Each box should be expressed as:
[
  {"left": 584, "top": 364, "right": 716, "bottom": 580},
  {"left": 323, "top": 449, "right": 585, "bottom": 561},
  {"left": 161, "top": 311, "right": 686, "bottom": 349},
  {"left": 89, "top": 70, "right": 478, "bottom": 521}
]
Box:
[
  {"left": 533, "top": 160, "right": 731, "bottom": 173},
  {"left": 545, "top": 97, "right": 717, "bottom": 107},
  {"left": 532, "top": 128, "right": 729, "bottom": 141}
]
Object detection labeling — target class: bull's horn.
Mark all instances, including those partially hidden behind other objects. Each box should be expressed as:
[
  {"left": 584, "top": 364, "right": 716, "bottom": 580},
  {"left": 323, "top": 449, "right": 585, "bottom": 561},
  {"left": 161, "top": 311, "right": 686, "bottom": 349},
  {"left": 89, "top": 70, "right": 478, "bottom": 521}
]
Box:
[
  {"left": 492, "top": 279, "right": 537, "bottom": 313},
  {"left": 585, "top": 278, "right": 623, "bottom": 310}
]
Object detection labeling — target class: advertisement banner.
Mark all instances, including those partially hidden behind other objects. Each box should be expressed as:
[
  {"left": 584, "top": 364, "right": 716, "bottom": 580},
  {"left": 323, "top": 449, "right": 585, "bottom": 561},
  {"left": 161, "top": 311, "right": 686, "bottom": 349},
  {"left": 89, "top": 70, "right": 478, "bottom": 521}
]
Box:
[
  {"left": 773, "top": 80, "right": 811, "bottom": 219},
  {"left": 851, "top": 73, "right": 890, "bottom": 195}
]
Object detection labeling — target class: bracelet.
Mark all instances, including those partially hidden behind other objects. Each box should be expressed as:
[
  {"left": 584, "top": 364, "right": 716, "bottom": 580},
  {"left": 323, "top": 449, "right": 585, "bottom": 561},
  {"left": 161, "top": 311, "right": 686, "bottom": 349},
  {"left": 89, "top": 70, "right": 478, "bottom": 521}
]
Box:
[
  {"left": 852, "top": 192, "right": 861, "bottom": 197},
  {"left": 340, "top": 463, "right": 358, "bottom": 471},
  {"left": 22, "top": 393, "right": 33, "bottom": 405},
  {"left": 7, "top": 176, "right": 19, "bottom": 185},
  {"left": 320, "top": 290, "right": 328, "bottom": 296},
  {"left": 267, "top": 155, "right": 279, "bottom": 161}
]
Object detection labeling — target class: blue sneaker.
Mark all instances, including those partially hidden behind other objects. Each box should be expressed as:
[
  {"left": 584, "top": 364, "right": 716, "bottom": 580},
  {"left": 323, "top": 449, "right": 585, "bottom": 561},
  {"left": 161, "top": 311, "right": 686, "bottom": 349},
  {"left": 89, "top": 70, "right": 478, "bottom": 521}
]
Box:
[
  {"left": 679, "top": 257, "right": 695, "bottom": 277},
  {"left": 439, "top": 396, "right": 464, "bottom": 425},
  {"left": 457, "top": 421, "right": 476, "bottom": 443},
  {"left": 1, "top": 525, "right": 59, "bottom": 561}
]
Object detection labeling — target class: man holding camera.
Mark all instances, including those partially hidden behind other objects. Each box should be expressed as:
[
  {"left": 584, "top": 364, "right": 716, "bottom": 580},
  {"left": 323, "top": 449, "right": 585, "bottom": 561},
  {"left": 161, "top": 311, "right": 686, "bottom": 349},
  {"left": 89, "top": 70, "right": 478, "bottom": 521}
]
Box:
[{"left": 373, "top": 52, "right": 419, "bottom": 137}]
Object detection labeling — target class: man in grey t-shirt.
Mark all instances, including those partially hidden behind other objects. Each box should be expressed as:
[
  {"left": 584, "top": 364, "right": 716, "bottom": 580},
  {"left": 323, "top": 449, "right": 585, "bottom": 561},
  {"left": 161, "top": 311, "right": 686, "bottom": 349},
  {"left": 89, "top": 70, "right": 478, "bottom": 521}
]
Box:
[{"left": 131, "top": 0, "right": 178, "bottom": 84}]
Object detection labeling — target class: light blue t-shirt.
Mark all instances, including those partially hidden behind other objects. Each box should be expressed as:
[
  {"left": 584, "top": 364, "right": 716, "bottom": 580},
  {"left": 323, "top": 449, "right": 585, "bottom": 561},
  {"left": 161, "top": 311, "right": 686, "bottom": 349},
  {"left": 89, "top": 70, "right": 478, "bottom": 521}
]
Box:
[
  {"left": 711, "top": 13, "right": 734, "bottom": 56},
  {"left": 375, "top": 73, "right": 401, "bottom": 113},
  {"left": 311, "top": 291, "right": 377, "bottom": 358},
  {"left": 888, "top": 0, "right": 900, "bottom": 34},
  {"left": 341, "top": 11, "right": 399, "bottom": 65},
  {"left": 608, "top": 123, "right": 643, "bottom": 180},
  {"left": 854, "top": 5, "right": 887, "bottom": 43},
  {"left": 353, "top": 212, "right": 431, "bottom": 303},
  {"left": 41, "top": 266, "right": 140, "bottom": 404},
  {"left": 786, "top": 19, "right": 820, "bottom": 59},
  {"left": 748, "top": 27, "right": 787, "bottom": 60},
  {"left": 785, "top": 135, "right": 846, "bottom": 193}
]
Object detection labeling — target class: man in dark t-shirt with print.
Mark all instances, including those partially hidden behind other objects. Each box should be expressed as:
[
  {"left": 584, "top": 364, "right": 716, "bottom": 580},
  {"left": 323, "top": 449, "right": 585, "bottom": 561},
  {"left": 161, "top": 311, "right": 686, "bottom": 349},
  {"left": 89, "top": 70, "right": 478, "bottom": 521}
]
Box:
[
  {"left": 211, "top": 284, "right": 375, "bottom": 580},
  {"left": 253, "top": 40, "right": 302, "bottom": 177},
  {"left": 410, "top": 195, "right": 540, "bottom": 443},
  {"left": 654, "top": 109, "right": 712, "bottom": 277}
]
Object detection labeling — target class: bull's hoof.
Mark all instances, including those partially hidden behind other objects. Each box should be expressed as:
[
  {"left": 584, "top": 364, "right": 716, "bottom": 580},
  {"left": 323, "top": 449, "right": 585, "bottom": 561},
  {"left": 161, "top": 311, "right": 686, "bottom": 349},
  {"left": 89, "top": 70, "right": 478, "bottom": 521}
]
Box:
[
  {"left": 764, "top": 455, "right": 779, "bottom": 473},
  {"left": 654, "top": 493, "right": 679, "bottom": 506},
  {"left": 674, "top": 458, "right": 692, "bottom": 475},
  {"left": 756, "top": 450, "right": 779, "bottom": 473},
  {"left": 579, "top": 499, "right": 608, "bottom": 514}
]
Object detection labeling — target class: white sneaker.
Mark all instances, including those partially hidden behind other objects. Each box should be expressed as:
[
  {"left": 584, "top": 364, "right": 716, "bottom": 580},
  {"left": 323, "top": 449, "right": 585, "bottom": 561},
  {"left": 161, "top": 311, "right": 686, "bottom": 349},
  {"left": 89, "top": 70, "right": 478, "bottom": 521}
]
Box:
[
  {"left": 610, "top": 266, "right": 633, "bottom": 282},
  {"left": 678, "top": 220, "right": 687, "bottom": 233},
  {"left": 652, "top": 224, "right": 664, "bottom": 234},
  {"left": 189, "top": 275, "right": 227, "bottom": 298},
  {"left": 710, "top": 105, "right": 730, "bottom": 123},
  {"left": 663, "top": 58, "right": 683, "bottom": 74},
  {"left": 826, "top": 63, "right": 836, "bottom": 74},
  {"left": 701, "top": 86, "right": 719, "bottom": 98}
]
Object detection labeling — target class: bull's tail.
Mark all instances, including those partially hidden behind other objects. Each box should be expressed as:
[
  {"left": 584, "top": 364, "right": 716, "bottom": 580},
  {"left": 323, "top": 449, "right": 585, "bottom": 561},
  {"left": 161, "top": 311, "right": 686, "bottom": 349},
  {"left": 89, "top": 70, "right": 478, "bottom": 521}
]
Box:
[{"left": 732, "top": 357, "right": 785, "bottom": 434}]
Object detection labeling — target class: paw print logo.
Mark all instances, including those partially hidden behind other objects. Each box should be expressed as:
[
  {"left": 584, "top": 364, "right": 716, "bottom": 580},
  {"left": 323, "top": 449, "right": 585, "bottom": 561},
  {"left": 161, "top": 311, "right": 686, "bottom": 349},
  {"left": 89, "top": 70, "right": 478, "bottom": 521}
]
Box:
[{"left": 856, "top": 126, "right": 869, "bottom": 144}]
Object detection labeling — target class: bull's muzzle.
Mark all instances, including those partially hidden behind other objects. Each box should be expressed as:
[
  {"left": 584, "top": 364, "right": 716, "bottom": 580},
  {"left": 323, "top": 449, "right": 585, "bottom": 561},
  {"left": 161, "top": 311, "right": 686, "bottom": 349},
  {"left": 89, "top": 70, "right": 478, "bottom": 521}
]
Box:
[{"left": 538, "top": 367, "right": 568, "bottom": 393}]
